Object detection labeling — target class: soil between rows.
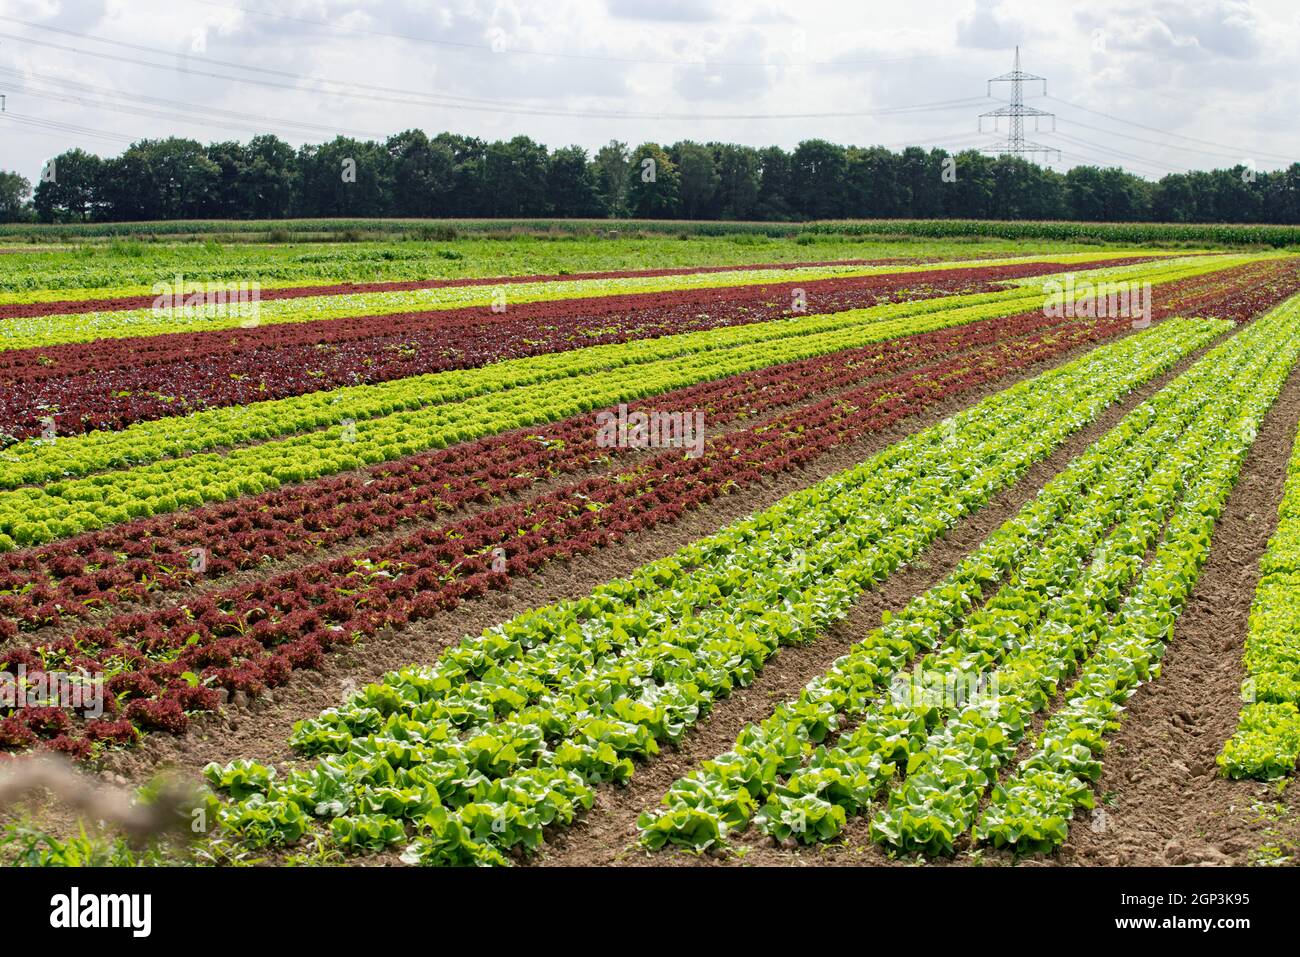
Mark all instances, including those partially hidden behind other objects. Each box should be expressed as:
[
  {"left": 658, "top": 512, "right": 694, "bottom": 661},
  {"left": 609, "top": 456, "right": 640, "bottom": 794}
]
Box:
[
  {"left": 531, "top": 324, "right": 1239, "bottom": 868},
  {"left": 533, "top": 323, "right": 1300, "bottom": 870},
  {"left": 1039, "top": 356, "right": 1300, "bottom": 868},
  {"left": 57, "top": 318, "right": 1230, "bottom": 853}
]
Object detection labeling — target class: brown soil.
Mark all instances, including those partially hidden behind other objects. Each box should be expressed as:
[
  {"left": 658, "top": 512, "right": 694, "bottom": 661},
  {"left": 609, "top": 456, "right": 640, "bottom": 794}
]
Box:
[
  {"left": 1040, "top": 356, "right": 1300, "bottom": 868},
  {"left": 17, "top": 318, "right": 1290, "bottom": 873},
  {"left": 532, "top": 326, "right": 1300, "bottom": 870},
  {"left": 531, "top": 329, "right": 1235, "bottom": 868},
  {"left": 94, "top": 318, "right": 1208, "bottom": 793}
]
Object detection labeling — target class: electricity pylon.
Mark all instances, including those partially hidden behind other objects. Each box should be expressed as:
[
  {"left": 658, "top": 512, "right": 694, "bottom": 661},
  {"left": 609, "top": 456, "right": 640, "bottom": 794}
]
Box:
[{"left": 980, "top": 47, "right": 1060, "bottom": 161}]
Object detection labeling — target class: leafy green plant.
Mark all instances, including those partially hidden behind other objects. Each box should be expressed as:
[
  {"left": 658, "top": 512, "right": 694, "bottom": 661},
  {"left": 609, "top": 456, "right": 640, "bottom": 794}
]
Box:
[
  {"left": 203, "top": 759, "right": 277, "bottom": 800},
  {"left": 1219, "top": 392, "right": 1300, "bottom": 779},
  {"left": 217, "top": 794, "right": 310, "bottom": 847},
  {"left": 641, "top": 296, "right": 1300, "bottom": 856},
  {"left": 329, "top": 814, "right": 406, "bottom": 853},
  {"left": 206, "top": 318, "right": 1224, "bottom": 865}
]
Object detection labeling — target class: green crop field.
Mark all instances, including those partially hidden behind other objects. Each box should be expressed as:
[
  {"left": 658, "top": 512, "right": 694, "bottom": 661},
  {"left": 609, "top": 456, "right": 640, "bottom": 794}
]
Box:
[{"left": 1, "top": 229, "right": 1298, "bottom": 882}]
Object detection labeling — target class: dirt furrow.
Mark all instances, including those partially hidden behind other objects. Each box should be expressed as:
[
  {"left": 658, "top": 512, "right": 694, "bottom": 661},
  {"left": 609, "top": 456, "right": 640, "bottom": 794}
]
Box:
[
  {"left": 90, "top": 321, "right": 1229, "bottom": 848},
  {"left": 532, "top": 322, "right": 1236, "bottom": 868},
  {"left": 1048, "top": 357, "right": 1300, "bottom": 868}
]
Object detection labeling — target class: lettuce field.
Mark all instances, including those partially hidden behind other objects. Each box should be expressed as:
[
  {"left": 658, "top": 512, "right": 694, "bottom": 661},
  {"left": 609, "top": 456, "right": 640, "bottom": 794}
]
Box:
[{"left": 3, "top": 233, "right": 1300, "bottom": 868}]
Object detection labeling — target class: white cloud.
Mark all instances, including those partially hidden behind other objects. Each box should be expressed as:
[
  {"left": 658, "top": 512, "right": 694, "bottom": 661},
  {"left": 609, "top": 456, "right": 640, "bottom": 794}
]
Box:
[
  {"left": 0, "top": 0, "right": 1296, "bottom": 183},
  {"left": 606, "top": 0, "right": 722, "bottom": 23},
  {"left": 955, "top": 0, "right": 1026, "bottom": 50}
]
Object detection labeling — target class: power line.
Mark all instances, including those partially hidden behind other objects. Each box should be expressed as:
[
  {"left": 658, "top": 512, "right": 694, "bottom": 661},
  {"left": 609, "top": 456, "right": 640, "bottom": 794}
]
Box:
[
  {"left": 0, "top": 68, "right": 997, "bottom": 152},
  {"left": 1044, "top": 94, "right": 1296, "bottom": 165},
  {"left": 1043, "top": 108, "right": 1282, "bottom": 166},
  {"left": 1045, "top": 129, "right": 1188, "bottom": 172},
  {"left": 0, "top": 69, "right": 394, "bottom": 141},
  {"left": 0, "top": 67, "right": 994, "bottom": 164},
  {"left": 0, "top": 16, "right": 550, "bottom": 112},
  {"left": 1, "top": 111, "right": 135, "bottom": 144},
  {"left": 1042, "top": 132, "right": 1185, "bottom": 179},
  {"left": 870, "top": 131, "right": 990, "bottom": 152},
  {"left": 0, "top": 122, "right": 127, "bottom": 148},
  {"left": 0, "top": 26, "right": 992, "bottom": 122},
  {"left": 0, "top": 67, "right": 996, "bottom": 157},
  {"left": 1052, "top": 151, "right": 1164, "bottom": 180},
  {"left": 192, "top": 0, "right": 961, "bottom": 70},
  {"left": 0, "top": 82, "right": 993, "bottom": 157}
]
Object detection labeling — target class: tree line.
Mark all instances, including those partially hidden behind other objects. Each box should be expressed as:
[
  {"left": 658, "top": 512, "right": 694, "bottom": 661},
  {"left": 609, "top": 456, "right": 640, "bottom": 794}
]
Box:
[{"left": 2, "top": 131, "right": 1297, "bottom": 225}]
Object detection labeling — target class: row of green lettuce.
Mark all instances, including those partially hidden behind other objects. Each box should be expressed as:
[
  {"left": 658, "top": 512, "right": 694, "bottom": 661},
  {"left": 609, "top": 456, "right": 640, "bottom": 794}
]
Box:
[
  {"left": 1218, "top": 378, "right": 1300, "bottom": 780},
  {"left": 643, "top": 294, "right": 1300, "bottom": 857},
  {"left": 0, "top": 235, "right": 1047, "bottom": 300},
  {"left": 0, "top": 257, "right": 1231, "bottom": 552},
  {"left": 0, "top": 250, "right": 1169, "bottom": 351},
  {"left": 199, "top": 316, "right": 1227, "bottom": 863},
  {"left": 0, "top": 245, "right": 1174, "bottom": 306}
]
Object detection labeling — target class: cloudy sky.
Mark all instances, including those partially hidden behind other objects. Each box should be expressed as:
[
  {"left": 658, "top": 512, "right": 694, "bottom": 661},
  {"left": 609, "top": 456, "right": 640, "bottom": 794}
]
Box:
[{"left": 0, "top": 0, "right": 1297, "bottom": 182}]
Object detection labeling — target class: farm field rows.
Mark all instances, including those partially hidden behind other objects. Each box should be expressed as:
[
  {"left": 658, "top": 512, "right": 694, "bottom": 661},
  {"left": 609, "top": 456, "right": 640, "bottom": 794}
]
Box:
[
  {"left": 0, "top": 249, "right": 1202, "bottom": 349},
  {"left": 0, "top": 231, "right": 1219, "bottom": 298},
  {"left": 3, "top": 234, "right": 1300, "bottom": 869},
  {"left": 0, "top": 256, "right": 1162, "bottom": 438}
]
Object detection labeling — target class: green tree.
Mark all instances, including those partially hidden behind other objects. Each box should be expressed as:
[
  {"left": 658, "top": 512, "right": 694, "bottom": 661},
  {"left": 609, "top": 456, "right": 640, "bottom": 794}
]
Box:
[
  {"left": 1206, "top": 167, "right": 1261, "bottom": 223},
  {"left": 0, "top": 171, "right": 33, "bottom": 222},
  {"left": 547, "top": 145, "right": 605, "bottom": 217},
  {"left": 756, "top": 146, "right": 795, "bottom": 220},
  {"left": 1064, "top": 165, "right": 1107, "bottom": 220},
  {"left": 1262, "top": 164, "right": 1300, "bottom": 224},
  {"left": 791, "top": 139, "right": 848, "bottom": 219},
  {"left": 97, "top": 139, "right": 220, "bottom": 220},
  {"left": 671, "top": 141, "right": 720, "bottom": 219},
  {"left": 147, "top": 138, "right": 221, "bottom": 218},
  {"left": 1065, "top": 165, "right": 1151, "bottom": 222},
  {"left": 387, "top": 129, "right": 456, "bottom": 217},
  {"left": 626, "top": 143, "right": 681, "bottom": 218},
  {"left": 241, "top": 134, "right": 298, "bottom": 218},
  {"left": 989, "top": 155, "right": 1065, "bottom": 219},
  {"left": 295, "top": 137, "right": 392, "bottom": 217},
  {"left": 15, "top": 127, "right": 1298, "bottom": 226},
  {"left": 844, "top": 146, "right": 901, "bottom": 217},
  {"left": 32, "top": 148, "right": 102, "bottom": 222},
  {"left": 897, "top": 147, "right": 952, "bottom": 218},
  {"left": 480, "top": 136, "right": 549, "bottom": 217},
  {"left": 429, "top": 132, "right": 487, "bottom": 216},
  {"left": 593, "top": 140, "right": 630, "bottom": 217},
  {"left": 205, "top": 140, "right": 248, "bottom": 217},
  {"left": 944, "top": 150, "right": 995, "bottom": 218},
  {"left": 1152, "top": 173, "right": 1198, "bottom": 222},
  {"left": 711, "top": 143, "right": 761, "bottom": 220}
]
